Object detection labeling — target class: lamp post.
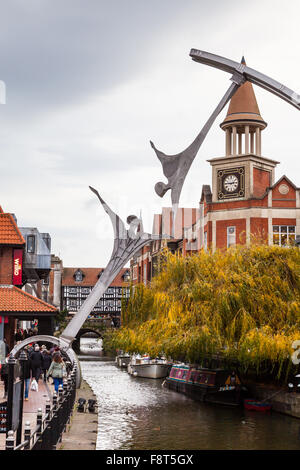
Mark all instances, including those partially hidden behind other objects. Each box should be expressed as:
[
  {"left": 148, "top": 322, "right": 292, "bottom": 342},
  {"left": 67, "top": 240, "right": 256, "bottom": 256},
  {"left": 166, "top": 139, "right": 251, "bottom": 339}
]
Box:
[{"left": 16, "top": 349, "right": 27, "bottom": 446}]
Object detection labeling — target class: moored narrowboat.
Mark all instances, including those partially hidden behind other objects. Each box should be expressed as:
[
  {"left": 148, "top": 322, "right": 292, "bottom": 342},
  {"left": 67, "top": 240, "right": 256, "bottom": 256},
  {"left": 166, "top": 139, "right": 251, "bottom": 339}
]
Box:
[{"left": 165, "top": 364, "right": 247, "bottom": 406}]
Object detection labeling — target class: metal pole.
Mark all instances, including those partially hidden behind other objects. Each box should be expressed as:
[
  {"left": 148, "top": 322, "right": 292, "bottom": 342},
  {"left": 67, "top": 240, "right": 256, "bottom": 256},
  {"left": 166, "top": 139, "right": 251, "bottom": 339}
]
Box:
[
  {"left": 6, "top": 355, "right": 16, "bottom": 436},
  {"left": 16, "top": 349, "right": 27, "bottom": 446}
]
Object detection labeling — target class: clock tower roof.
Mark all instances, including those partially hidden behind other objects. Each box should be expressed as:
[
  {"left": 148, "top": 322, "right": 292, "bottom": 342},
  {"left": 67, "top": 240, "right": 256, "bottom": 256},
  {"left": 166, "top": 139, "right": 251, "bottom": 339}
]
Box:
[{"left": 220, "top": 58, "right": 267, "bottom": 130}]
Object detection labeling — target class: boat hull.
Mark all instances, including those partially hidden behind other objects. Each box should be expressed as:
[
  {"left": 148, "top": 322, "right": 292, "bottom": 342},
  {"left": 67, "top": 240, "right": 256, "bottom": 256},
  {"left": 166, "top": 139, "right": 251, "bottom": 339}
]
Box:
[
  {"left": 129, "top": 363, "right": 172, "bottom": 379},
  {"left": 165, "top": 377, "right": 242, "bottom": 406},
  {"left": 116, "top": 356, "right": 131, "bottom": 368}
]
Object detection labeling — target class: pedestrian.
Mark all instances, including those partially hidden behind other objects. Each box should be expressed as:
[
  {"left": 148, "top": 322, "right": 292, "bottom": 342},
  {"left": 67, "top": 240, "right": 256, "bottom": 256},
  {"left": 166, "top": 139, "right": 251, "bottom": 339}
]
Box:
[
  {"left": 29, "top": 344, "right": 43, "bottom": 382},
  {"left": 20, "top": 348, "right": 31, "bottom": 401},
  {"left": 41, "top": 346, "right": 51, "bottom": 382},
  {"left": 47, "top": 353, "right": 66, "bottom": 393},
  {"left": 51, "top": 346, "right": 60, "bottom": 357}
]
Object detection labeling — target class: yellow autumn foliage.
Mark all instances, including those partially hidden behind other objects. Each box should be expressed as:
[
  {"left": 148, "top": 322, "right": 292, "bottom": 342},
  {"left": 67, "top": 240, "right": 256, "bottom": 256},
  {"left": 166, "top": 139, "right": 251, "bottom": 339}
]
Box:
[{"left": 113, "top": 244, "right": 300, "bottom": 380}]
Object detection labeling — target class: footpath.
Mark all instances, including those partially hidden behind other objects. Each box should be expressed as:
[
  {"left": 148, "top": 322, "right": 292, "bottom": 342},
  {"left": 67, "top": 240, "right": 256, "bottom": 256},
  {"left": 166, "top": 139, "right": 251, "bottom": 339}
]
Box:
[
  {"left": 0, "top": 377, "right": 98, "bottom": 450},
  {"left": 57, "top": 379, "right": 98, "bottom": 450}
]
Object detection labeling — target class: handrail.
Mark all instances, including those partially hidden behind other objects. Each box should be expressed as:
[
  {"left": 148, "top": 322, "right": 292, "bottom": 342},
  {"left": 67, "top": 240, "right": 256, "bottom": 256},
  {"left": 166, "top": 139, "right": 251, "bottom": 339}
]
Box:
[{"left": 5, "top": 367, "right": 77, "bottom": 451}]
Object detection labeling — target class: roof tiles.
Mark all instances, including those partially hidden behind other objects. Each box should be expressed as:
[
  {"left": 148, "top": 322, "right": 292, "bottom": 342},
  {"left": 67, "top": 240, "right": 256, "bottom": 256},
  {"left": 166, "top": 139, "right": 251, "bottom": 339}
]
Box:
[
  {"left": 0, "top": 211, "right": 25, "bottom": 245},
  {"left": 0, "top": 285, "right": 57, "bottom": 313},
  {"left": 62, "top": 267, "right": 129, "bottom": 287}
]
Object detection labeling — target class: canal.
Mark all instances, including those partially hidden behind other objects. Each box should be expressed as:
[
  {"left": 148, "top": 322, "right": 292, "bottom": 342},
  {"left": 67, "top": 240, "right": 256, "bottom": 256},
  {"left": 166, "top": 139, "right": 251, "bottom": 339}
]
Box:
[{"left": 80, "top": 359, "right": 300, "bottom": 450}]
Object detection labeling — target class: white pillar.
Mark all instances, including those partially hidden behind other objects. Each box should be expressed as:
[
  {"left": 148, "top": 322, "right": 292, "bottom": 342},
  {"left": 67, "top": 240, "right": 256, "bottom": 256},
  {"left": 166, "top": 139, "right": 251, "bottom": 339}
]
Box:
[
  {"left": 232, "top": 127, "right": 237, "bottom": 156},
  {"left": 225, "top": 129, "right": 231, "bottom": 156},
  {"left": 245, "top": 125, "right": 250, "bottom": 154},
  {"left": 255, "top": 128, "right": 261, "bottom": 156}
]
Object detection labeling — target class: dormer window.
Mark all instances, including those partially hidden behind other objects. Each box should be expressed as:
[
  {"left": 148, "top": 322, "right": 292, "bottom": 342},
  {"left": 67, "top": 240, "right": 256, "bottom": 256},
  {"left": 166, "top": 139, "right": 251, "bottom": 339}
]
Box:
[
  {"left": 74, "top": 269, "right": 84, "bottom": 282},
  {"left": 122, "top": 270, "right": 130, "bottom": 282}
]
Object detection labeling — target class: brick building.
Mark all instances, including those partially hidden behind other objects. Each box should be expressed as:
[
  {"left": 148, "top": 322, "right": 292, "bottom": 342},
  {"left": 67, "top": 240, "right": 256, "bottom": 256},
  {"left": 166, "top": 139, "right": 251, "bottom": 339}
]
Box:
[
  {"left": 0, "top": 206, "right": 57, "bottom": 350},
  {"left": 130, "top": 207, "right": 198, "bottom": 285},
  {"left": 193, "top": 64, "right": 300, "bottom": 251}
]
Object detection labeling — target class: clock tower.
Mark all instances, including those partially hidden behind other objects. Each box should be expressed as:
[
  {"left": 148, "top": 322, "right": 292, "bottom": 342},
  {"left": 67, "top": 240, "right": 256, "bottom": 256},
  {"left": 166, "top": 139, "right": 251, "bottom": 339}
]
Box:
[
  {"left": 198, "top": 58, "right": 300, "bottom": 251},
  {"left": 208, "top": 58, "right": 279, "bottom": 203}
]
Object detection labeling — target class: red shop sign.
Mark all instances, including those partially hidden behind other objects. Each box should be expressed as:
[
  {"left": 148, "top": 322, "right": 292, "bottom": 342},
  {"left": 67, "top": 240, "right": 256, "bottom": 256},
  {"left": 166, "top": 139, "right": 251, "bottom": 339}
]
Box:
[{"left": 13, "top": 249, "right": 23, "bottom": 285}]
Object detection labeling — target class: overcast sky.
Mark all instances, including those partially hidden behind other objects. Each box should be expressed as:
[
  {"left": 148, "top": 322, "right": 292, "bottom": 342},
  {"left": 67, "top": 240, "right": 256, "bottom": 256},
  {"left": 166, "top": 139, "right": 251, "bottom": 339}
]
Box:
[{"left": 0, "top": 0, "right": 299, "bottom": 267}]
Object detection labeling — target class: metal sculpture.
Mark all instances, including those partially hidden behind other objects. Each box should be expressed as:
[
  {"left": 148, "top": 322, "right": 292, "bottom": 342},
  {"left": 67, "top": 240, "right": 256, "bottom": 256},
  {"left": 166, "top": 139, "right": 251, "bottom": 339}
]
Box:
[
  {"left": 11, "top": 186, "right": 162, "bottom": 381},
  {"left": 151, "top": 72, "right": 246, "bottom": 229},
  {"left": 189, "top": 49, "right": 300, "bottom": 110}
]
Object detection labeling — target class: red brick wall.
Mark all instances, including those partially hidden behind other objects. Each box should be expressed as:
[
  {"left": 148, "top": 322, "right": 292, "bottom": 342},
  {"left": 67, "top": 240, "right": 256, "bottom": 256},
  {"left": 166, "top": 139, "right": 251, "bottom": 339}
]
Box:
[
  {"left": 253, "top": 168, "right": 271, "bottom": 197},
  {"left": 272, "top": 218, "right": 296, "bottom": 226},
  {"left": 0, "top": 246, "right": 13, "bottom": 284},
  {"left": 250, "top": 218, "right": 268, "bottom": 242},
  {"left": 207, "top": 196, "right": 268, "bottom": 213},
  {"left": 272, "top": 180, "right": 296, "bottom": 208},
  {"left": 216, "top": 219, "right": 246, "bottom": 249}
]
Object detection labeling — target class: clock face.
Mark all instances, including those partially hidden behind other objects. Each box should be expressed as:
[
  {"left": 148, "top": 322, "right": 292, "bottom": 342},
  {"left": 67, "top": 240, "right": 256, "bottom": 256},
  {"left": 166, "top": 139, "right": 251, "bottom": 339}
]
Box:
[
  {"left": 223, "top": 174, "right": 239, "bottom": 192},
  {"left": 217, "top": 167, "right": 245, "bottom": 200}
]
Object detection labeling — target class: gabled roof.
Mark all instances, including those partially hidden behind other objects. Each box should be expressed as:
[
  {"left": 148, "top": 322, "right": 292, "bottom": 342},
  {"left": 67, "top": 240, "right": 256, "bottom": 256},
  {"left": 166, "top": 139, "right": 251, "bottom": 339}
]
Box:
[
  {"left": 0, "top": 207, "right": 25, "bottom": 245},
  {"left": 270, "top": 175, "right": 299, "bottom": 190},
  {"left": 0, "top": 285, "right": 57, "bottom": 313},
  {"left": 62, "top": 267, "right": 130, "bottom": 287},
  {"left": 200, "top": 185, "right": 212, "bottom": 203}
]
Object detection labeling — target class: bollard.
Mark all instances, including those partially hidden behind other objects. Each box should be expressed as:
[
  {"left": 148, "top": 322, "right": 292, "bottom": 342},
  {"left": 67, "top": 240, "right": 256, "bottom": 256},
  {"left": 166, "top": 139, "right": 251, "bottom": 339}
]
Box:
[
  {"left": 53, "top": 392, "right": 58, "bottom": 410},
  {"left": 45, "top": 399, "right": 51, "bottom": 422},
  {"left": 36, "top": 408, "right": 43, "bottom": 435},
  {"left": 5, "top": 430, "right": 15, "bottom": 451},
  {"left": 24, "top": 421, "right": 31, "bottom": 450},
  {"left": 58, "top": 384, "right": 63, "bottom": 401}
]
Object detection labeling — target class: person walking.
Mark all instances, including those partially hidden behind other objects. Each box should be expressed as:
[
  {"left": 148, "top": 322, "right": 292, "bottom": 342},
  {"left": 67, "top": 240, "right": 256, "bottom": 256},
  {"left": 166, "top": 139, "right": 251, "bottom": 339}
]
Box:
[
  {"left": 21, "top": 348, "right": 31, "bottom": 401},
  {"left": 29, "top": 344, "right": 43, "bottom": 382},
  {"left": 41, "top": 346, "right": 51, "bottom": 382},
  {"left": 47, "top": 353, "right": 66, "bottom": 393}
]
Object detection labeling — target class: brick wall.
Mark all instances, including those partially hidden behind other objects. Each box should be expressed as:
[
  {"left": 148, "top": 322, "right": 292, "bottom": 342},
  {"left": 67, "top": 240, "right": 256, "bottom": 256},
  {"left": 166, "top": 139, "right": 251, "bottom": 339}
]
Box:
[
  {"left": 216, "top": 219, "right": 246, "bottom": 249},
  {"left": 0, "top": 246, "right": 13, "bottom": 284},
  {"left": 250, "top": 217, "right": 268, "bottom": 242},
  {"left": 253, "top": 167, "right": 271, "bottom": 197}
]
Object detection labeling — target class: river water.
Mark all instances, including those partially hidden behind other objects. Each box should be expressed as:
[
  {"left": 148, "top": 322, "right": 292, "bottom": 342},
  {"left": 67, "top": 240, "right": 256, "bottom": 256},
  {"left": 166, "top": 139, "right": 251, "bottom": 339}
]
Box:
[{"left": 80, "top": 359, "right": 300, "bottom": 450}]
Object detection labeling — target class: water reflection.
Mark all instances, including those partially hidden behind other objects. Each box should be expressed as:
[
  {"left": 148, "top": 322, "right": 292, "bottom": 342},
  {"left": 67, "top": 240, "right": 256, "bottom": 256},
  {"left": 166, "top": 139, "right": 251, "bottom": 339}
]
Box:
[
  {"left": 80, "top": 337, "right": 103, "bottom": 356},
  {"left": 80, "top": 360, "right": 300, "bottom": 450}
]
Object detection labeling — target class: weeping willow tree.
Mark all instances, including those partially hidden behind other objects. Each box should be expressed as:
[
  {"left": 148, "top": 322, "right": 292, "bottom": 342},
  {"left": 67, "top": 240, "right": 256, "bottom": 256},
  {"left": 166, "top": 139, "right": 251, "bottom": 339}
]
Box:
[{"left": 113, "top": 244, "right": 300, "bottom": 380}]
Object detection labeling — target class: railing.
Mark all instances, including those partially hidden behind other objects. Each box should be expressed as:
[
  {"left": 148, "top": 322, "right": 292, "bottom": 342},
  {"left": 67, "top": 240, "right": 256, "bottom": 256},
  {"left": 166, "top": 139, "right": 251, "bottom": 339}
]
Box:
[{"left": 5, "top": 366, "right": 77, "bottom": 451}]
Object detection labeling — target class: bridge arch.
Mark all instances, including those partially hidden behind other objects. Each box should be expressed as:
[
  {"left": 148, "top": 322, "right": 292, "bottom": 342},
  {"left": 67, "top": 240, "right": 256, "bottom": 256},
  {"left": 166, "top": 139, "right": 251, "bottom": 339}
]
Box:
[{"left": 72, "top": 328, "right": 103, "bottom": 354}]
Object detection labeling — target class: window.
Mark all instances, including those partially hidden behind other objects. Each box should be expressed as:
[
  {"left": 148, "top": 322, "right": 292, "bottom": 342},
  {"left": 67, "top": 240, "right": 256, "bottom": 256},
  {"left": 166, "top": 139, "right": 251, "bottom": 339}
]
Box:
[
  {"left": 27, "top": 235, "right": 36, "bottom": 253},
  {"left": 273, "top": 226, "right": 295, "bottom": 246},
  {"left": 227, "top": 226, "right": 236, "bottom": 248},
  {"left": 74, "top": 270, "right": 83, "bottom": 282},
  {"left": 42, "top": 276, "right": 49, "bottom": 285}
]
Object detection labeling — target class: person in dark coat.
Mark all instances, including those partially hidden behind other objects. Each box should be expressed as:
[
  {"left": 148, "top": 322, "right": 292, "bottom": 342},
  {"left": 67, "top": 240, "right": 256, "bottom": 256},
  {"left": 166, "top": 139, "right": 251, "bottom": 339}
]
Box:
[
  {"left": 20, "top": 349, "right": 31, "bottom": 400},
  {"left": 41, "top": 347, "right": 52, "bottom": 382},
  {"left": 29, "top": 344, "right": 43, "bottom": 382}
]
